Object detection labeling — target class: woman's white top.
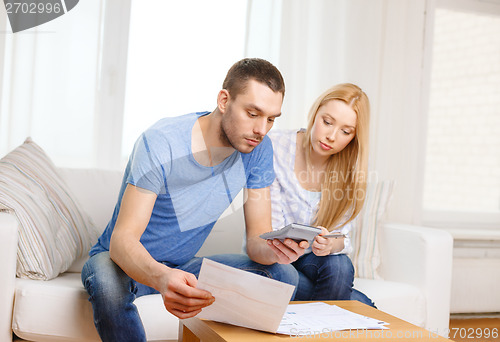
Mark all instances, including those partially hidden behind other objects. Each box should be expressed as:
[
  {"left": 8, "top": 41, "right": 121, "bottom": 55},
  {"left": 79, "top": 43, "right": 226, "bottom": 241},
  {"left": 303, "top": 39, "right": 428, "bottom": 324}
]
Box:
[{"left": 268, "top": 129, "right": 352, "bottom": 255}]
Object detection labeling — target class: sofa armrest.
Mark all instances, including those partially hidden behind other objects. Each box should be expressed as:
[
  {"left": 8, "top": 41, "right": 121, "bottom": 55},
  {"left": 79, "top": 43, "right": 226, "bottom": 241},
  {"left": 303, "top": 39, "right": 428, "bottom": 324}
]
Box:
[
  {"left": 378, "top": 222, "right": 453, "bottom": 335},
  {"left": 0, "top": 212, "right": 19, "bottom": 342}
]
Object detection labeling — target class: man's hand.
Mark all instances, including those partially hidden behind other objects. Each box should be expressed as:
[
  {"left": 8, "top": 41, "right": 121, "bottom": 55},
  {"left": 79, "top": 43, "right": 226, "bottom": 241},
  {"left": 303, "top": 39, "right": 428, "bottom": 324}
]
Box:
[
  {"left": 160, "top": 268, "right": 215, "bottom": 319},
  {"left": 266, "top": 238, "right": 309, "bottom": 264}
]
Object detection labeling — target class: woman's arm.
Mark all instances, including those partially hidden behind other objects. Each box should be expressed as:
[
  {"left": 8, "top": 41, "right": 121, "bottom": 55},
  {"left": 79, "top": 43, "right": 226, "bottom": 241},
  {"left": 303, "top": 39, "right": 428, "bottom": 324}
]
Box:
[{"left": 311, "top": 226, "right": 346, "bottom": 256}]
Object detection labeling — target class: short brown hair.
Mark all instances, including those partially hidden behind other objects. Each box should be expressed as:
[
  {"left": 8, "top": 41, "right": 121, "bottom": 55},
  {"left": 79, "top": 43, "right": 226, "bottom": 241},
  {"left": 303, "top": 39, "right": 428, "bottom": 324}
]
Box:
[{"left": 222, "top": 58, "right": 285, "bottom": 99}]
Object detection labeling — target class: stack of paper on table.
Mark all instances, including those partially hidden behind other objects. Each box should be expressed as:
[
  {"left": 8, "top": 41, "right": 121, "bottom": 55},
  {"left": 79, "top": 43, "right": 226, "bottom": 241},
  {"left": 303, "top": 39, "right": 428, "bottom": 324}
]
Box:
[
  {"left": 277, "top": 302, "right": 389, "bottom": 335},
  {"left": 195, "top": 259, "right": 388, "bottom": 335}
]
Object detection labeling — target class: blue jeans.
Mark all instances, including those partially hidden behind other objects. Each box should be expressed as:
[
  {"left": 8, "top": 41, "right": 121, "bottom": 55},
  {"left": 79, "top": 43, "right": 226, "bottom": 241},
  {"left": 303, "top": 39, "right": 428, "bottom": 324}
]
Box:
[
  {"left": 293, "top": 252, "right": 376, "bottom": 307},
  {"left": 81, "top": 252, "right": 298, "bottom": 342}
]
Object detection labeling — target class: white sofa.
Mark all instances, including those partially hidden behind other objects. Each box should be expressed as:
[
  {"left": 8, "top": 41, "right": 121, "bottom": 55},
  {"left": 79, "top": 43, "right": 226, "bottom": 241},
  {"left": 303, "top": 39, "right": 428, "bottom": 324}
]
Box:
[{"left": 1, "top": 168, "right": 454, "bottom": 341}]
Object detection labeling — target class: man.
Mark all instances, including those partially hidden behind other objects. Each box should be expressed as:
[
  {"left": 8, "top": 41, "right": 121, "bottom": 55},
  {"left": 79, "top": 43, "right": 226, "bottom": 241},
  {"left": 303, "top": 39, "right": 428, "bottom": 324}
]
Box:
[{"left": 81, "top": 58, "right": 310, "bottom": 341}]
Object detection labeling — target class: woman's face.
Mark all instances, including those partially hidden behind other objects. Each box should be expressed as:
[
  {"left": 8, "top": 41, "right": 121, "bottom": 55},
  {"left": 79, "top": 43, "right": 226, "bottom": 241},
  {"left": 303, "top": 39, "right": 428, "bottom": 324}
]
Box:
[{"left": 310, "top": 100, "right": 357, "bottom": 158}]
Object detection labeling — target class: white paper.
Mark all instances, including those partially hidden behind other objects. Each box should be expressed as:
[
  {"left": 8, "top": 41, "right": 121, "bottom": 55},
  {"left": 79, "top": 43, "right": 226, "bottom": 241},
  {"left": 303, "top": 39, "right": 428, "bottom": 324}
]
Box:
[
  {"left": 277, "top": 302, "right": 389, "bottom": 336},
  {"left": 195, "top": 258, "right": 295, "bottom": 333}
]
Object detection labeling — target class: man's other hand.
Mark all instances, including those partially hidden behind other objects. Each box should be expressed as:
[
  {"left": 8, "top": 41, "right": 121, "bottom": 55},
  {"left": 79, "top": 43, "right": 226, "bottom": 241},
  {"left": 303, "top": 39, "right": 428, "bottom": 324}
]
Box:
[{"left": 160, "top": 268, "right": 215, "bottom": 319}]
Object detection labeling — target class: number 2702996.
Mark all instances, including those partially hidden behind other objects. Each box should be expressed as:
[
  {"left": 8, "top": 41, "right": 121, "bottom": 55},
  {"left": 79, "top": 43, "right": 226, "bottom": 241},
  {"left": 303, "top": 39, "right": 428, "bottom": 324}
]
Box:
[
  {"left": 449, "top": 327, "right": 498, "bottom": 339},
  {"left": 5, "top": 2, "right": 62, "bottom": 14}
]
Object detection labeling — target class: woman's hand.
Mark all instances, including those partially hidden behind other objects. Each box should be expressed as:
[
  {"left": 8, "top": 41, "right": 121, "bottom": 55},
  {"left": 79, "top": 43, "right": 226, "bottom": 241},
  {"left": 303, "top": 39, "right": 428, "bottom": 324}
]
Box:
[{"left": 312, "top": 226, "right": 344, "bottom": 256}]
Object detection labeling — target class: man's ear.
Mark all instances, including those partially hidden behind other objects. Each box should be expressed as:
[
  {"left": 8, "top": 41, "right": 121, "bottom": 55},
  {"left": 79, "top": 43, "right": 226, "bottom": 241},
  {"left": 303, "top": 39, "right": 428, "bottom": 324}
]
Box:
[{"left": 217, "top": 89, "right": 230, "bottom": 114}]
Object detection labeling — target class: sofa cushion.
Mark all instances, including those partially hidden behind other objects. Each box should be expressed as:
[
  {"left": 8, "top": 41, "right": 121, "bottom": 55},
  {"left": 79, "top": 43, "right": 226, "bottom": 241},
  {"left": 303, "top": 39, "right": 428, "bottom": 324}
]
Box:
[
  {"left": 354, "top": 278, "right": 426, "bottom": 327},
  {"left": 349, "top": 181, "right": 395, "bottom": 279},
  {"left": 13, "top": 273, "right": 179, "bottom": 342},
  {"left": 0, "top": 138, "right": 98, "bottom": 280},
  {"left": 12, "top": 274, "right": 423, "bottom": 342},
  {"left": 57, "top": 167, "right": 123, "bottom": 273},
  {"left": 57, "top": 168, "right": 123, "bottom": 232}
]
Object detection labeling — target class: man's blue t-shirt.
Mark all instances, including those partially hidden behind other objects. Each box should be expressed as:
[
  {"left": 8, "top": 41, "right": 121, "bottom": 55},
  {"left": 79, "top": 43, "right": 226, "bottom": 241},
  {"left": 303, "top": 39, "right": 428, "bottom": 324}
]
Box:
[{"left": 89, "top": 112, "right": 275, "bottom": 267}]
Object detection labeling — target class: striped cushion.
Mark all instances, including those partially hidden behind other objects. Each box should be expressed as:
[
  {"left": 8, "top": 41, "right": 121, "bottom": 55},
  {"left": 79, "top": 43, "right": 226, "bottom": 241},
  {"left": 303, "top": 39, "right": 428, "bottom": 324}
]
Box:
[
  {"left": 0, "top": 138, "right": 98, "bottom": 280},
  {"left": 350, "top": 181, "right": 395, "bottom": 279}
]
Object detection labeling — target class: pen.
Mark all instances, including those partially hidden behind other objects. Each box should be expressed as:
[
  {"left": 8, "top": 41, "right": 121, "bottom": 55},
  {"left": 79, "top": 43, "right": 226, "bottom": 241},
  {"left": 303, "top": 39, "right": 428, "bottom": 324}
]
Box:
[{"left": 320, "top": 233, "right": 346, "bottom": 239}]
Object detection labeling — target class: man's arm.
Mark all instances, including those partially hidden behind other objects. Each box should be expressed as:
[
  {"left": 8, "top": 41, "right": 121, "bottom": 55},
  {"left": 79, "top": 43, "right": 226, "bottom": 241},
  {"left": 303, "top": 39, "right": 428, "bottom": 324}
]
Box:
[
  {"left": 244, "top": 187, "right": 308, "bottom": 265},
  {"left": 109, "top": 184, "right": 214, "bottom": 318}
]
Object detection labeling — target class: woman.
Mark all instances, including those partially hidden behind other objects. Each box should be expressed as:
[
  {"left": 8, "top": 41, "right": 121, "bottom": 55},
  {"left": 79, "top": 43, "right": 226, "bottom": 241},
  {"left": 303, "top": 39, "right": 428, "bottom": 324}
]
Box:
[{"left": 269, "top": 83, "right": 374, "bottom": 306}]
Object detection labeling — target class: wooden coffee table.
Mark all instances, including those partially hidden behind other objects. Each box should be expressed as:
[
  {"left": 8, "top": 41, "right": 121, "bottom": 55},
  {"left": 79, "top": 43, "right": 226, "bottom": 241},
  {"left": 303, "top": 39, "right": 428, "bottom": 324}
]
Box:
[{"left": 179, "top": 301, "right": 452, "bottom": 341}]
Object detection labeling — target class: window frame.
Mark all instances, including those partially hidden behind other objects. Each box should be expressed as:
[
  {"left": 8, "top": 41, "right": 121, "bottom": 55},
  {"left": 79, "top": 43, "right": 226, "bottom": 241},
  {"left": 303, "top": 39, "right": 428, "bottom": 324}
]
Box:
[{"left": 420, "top": 0, "right": 500, "bottom": 230}]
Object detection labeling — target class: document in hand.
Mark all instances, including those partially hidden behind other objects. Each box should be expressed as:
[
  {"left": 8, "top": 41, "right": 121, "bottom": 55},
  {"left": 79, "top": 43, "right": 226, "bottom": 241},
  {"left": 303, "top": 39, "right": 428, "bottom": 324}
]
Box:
[{"left": 195, "top": 258, "right": 295, "bottom": 333}]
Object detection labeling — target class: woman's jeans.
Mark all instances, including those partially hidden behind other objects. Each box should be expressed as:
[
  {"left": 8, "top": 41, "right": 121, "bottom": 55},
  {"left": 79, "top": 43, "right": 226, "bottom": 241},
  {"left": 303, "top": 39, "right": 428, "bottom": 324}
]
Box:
[
  {"left": 81, "top": 252, "right": 299, "bottom": 342},
  {"left": 293, "top": 252, "right": 376, "bottom": 307}
]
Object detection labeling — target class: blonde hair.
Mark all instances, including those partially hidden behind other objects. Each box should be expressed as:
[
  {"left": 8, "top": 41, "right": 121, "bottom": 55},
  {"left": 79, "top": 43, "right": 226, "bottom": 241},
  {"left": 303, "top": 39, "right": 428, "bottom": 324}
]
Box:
[{"left": 303, "top": 83, "right": 370, "bottom": 230}]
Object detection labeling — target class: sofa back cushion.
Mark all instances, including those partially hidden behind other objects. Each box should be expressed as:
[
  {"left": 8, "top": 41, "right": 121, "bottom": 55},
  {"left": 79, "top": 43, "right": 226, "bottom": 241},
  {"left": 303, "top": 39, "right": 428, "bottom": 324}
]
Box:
[
  {"left": 58, "top": 167, "right": 123, "bottom": 272},
  {"left": 349, "top": 180, "right": 395, "bottom": 279},
  {"left": 0, "top": 138, "right": 99, "bottom": 280},
  {"left": 58, "top": 168, "right": 123, "bottom": 232}
]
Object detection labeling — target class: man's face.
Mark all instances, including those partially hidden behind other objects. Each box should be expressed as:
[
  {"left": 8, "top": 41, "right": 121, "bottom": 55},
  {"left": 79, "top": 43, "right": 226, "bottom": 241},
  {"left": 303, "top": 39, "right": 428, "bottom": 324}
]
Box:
[{"left": 220, "top": 79, "right": 283, "bottom": 153}]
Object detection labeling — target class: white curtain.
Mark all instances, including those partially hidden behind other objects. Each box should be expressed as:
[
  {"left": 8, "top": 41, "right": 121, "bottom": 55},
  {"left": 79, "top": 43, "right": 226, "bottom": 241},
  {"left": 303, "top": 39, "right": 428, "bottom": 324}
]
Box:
[
  {"left": 0, "top": 0, "right": 245, "bottom": 170},
  {"left": 0, "top": 0, "right": 132, "bottom": 169},
  {"left": 0, "top": 0, "right": 429, "bottom": 224},
  {"left": 246, "top": 0, "right": 429, "bottom": 224},
  {"left": 121, "top": 0, "right": 247, "bottom": 163},
  {"left": 0, "top": 1, "right": 108, "bottom": 167}
]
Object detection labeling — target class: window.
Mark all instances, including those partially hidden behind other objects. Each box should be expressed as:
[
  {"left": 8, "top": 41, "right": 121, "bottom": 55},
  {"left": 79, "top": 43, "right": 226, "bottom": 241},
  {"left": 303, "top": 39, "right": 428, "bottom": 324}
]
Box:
[
  {"left": 121, "top": 0, "right": 248, "bottom": 161},
  {"left": 0, "top": 0, "right": 104, "bottom": 167},
  {"left": 423, "top": 0, "right": 500, "bottom": 227},
  {"left": 0, "top": 1, "right": 248, "bottom": 169}
]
